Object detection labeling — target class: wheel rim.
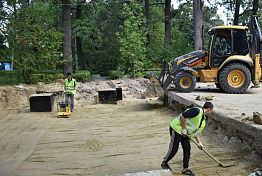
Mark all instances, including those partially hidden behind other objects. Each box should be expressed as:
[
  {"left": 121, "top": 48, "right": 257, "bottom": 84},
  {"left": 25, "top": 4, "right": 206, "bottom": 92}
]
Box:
[
  {"left": 180, "top": 76, "right": 192, "bottom": 89},
  {"left": 227, "top": 70, "right": 245, "bottom": 88}
]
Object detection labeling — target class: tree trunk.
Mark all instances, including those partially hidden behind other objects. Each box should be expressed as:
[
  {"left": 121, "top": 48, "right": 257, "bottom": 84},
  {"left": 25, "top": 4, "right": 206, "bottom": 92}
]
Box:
[
  {"left": 165, "top": 0, "right": 171, "bottom": 46},
  {"left": 145, "top": 0, "right": 150, "bottom": 46},
  {"left": 62, "top": 0, "right": 73, "bottom": 78},
  {"left": 76, "top": 3, "right": 84, "bottom": 70},
  {"left": 253, "top": 0, "right": 259, "bottom": 15},
  {"left": 233, "top": 1, "right": 240, "bottom": 25},
  {"left": 11, "top": 0, "right": 16, "bottom": 71},
  {"left": 193, "top": 0, "right": 203, "bottom": 51}
]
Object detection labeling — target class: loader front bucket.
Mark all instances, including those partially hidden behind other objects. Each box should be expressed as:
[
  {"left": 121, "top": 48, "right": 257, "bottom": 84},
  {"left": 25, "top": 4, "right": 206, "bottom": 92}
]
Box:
[{"left": 141, "top": 74, "right": 164, "bottom": 98}]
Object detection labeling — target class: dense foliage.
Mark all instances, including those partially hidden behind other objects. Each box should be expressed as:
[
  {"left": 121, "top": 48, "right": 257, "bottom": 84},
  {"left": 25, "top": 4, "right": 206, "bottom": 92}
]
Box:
[
  {"left": 0, "top": 0, "right": 261, "bottom": 84},
  {"left": 1, "top": 0, "right": 64, "bottom": 83}
]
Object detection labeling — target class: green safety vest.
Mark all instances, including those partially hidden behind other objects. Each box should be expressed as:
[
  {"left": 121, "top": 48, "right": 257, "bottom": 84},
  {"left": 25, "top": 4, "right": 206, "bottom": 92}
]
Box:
[
  {"left": 170, "top": 107, "right": 206, "bottom": 138},
  {"left": 65, "top": 78, "right": 76, "bottom": 94}
]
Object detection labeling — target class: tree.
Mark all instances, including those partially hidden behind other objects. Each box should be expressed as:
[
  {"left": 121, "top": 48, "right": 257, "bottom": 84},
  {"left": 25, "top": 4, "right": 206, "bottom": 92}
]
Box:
[
  {"left": 193, "top": 0, "right": 203, "bottom": 50},
  {"left": 172, "top": 2, "right": 194, "bottom": 49},
  {"left": 252, "top": 0, "right": 259, "bottom": 15},
  {"left": 220, "top": 0, "right": 261, "bottom": 25},
  {"left": 1, "top": 0, "right": 18, "bottom": 70},
  {"left": 92, "top": 1, "right": 124, "bottom": 73},
  {"left": 165, "top": 0, "right": 171, "bottom": 45},
  {"left": 202, "top": 5, "right": 224, "bottom": 30},
  {"left": 75, "top": 2, "right": 84, "bottom": 70},
  {"left": 116, "top": 2, "right": 147, "bottom": 78},
  {"left": 145, "top": 0, "right": 150, "bottom": 46},
  {"left": 0, "top": 0, "right": 239, "bottom": 82},
  {"left": 62, "top": 0, "right": 73, "bottom": 78},
  {"left": 233, "top": 0, "right": 241, "bottom": 25},
  {"left": 75, "top": 1, "right": 85, "bottom": 70},
  {"left": 145, "top": 0, "right": 171, "bottom": 46},
  {"left": 4, "top": 0, "right": 63, "bottom": 83},
  {"left": 0, "top": 33, "right": 8, "bottom": 62},
  {"left": 71, "top": 0, "right": 99, "bottom": 73}
]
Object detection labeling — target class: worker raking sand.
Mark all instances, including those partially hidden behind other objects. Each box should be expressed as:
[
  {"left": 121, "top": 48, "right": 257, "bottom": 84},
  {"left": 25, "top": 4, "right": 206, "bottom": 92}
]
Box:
[{"left": 161, "top": 102, "right": 213, "bottom": 175}]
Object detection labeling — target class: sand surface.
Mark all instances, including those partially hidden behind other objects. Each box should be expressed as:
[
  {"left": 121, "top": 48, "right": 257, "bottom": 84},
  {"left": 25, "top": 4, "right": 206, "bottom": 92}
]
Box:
[{"left": 0, "top": 96, "right": 261, "bottom": 176}]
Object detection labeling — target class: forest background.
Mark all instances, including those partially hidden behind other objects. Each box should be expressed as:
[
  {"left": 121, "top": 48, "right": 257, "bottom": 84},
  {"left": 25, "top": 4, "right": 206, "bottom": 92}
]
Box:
[{"left": 0, "top": 0, "right": 261, "bottom": 85}]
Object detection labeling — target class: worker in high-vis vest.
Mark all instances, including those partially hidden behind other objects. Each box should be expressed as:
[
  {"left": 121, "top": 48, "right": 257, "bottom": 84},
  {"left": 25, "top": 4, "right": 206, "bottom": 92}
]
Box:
[
  {"left": 64, "top": 72, "right": 76, "bottom": 112},
  {"left": 161, "top": 102, "right": 214, "bottom": 175}
]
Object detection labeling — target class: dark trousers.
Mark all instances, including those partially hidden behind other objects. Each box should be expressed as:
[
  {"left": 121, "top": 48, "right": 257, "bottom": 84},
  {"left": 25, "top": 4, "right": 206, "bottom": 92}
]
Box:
[
  {"left": 65, "top": 94, "right": 74, "bottom": 111},
  {"left": 163, "top": 126, "right": 191, "bottom": 169}
]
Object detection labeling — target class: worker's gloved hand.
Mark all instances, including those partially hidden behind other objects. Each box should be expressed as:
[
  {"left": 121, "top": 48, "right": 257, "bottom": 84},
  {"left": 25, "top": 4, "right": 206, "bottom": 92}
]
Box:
[
  {"left": 63, "top": 91, "right": 66, "bottom": 94},
  {"left": 198, "top": 142, "right": 203, "bottom": 150},
  {"left": 182, "top": 129, "right": 187, "bottom": 136},
  {"left": 71, "top": 90, "right": 74, "bottom": 94}
]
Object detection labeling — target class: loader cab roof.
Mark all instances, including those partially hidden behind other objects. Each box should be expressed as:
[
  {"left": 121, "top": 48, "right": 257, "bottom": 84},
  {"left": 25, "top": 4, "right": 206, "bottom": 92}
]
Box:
[
  {"left": 208, "top": 26, "right": 248, "bottom": 35},
  {"left": 212, "top": 26, "right": 248, "bottom": 30}
]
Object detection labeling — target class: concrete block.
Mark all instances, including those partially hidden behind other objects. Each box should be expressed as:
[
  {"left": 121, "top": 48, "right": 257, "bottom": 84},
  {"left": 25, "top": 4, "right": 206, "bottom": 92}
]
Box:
[
  {"left": 98, "top": 89, "right": 117, "bottom": 104},
  {"left": 98, "top": 87, "right": 122, "bottom": 104},
  {"left": 29, "top": 93, "right": 53, "bottom": 112}
]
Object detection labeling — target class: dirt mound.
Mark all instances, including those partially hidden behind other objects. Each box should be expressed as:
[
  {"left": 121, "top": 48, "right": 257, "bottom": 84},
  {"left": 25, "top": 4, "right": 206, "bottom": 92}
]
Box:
[
  {"left": 76, "top": 77, "right": 150, "bottom": 102},
  {"left": 0, "top": 85, "right": 35, "bottom": 109},
  {"left": 0, "top": 78, "right": 150, "bottom": 109}
]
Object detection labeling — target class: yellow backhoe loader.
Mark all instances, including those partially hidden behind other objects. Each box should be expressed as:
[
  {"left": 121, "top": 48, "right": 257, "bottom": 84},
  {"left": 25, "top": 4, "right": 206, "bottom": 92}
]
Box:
[{"left": 142, "top": 15, "right": 262, "bottom": 98}]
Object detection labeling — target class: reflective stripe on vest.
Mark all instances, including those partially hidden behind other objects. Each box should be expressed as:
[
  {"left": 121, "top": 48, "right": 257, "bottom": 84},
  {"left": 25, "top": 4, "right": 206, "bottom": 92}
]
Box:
[
  {"left": 177, "top": 116, "right": 200, "bottom": 138},
  {"left": 65, "top": 78, "right": 76, "bottom": 94},
  {"left": 170, "top": 107, "right": 205, "bottom": 138}
]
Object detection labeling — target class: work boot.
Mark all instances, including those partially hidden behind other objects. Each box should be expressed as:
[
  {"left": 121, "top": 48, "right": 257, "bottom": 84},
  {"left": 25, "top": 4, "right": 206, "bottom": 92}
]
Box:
[
  {"left": 182, "top": 169, "right": 195, "bottom": 175},
  {"left": 161, "top": 162, "right": 172, "bottom": 171}
]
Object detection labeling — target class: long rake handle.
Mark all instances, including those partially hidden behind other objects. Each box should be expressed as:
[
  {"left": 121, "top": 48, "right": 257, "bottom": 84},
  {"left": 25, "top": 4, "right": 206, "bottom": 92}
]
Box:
[{"left": 186, "top": 134, "right": 223, "bottom": 167}]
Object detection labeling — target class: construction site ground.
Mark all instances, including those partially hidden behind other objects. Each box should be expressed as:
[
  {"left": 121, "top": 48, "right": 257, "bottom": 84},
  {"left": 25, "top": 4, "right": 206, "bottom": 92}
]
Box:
[{"left": 0, "top": 78, "right": 261, "bottom": 176}]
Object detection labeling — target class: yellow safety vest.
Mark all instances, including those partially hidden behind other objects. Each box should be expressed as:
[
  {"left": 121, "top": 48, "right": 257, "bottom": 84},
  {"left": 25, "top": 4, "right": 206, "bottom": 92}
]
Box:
[
  {"left": 65, "top": 78, "right": 76, "bottom": 94},
  {"left": 170, "top": 107, "right": 206, "bottom": 138}
]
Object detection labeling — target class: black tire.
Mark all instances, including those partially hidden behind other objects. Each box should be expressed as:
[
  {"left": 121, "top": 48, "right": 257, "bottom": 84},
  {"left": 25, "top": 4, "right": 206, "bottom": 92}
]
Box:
[
  {"left": 174, "top": 72, "right": 196, "bottom": 92},
  {"left": 218, "top": 63, "right": 251, "bottom": 94},
  {"left": 215, "top": 83, "right": 221, "bottom": 88}
]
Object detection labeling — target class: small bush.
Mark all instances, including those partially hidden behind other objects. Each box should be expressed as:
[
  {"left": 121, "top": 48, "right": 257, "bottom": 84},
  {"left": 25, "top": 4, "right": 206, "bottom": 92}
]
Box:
[
  {"left": 0, "top": 76, "right": 17, "bottom": 85},
  {"left": 35, "top": 70, "right": 63, "bottom": 74},
  {"left": 109, "top": 70, "right": 124, "bottom": 80},
  {"left": 28, "top": 70, "right": 91, "bottom": 84},
  {"left": 0, "top": 70, "right": 91, "bottom": 85},
  {"left": 100, "top": 70, "right": 110, "bottom": 77},
  {"left": 74, "top": 70, "right": 91, "bottom": 83},
  {"left": 0, "top": 70, "right": 25, "bottom": 85},
  {"left": 29, "top": 73, "right": 64, "bottom": 84}
]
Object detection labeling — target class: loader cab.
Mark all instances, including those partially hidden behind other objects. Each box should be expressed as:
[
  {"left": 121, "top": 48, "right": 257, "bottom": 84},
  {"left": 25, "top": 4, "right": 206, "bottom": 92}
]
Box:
[{"left": 209, "top": 26, "right": 249, "bottom": 68}]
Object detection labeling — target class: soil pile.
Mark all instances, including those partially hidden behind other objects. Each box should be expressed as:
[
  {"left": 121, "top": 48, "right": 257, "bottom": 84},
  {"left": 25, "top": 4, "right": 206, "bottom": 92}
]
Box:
[
  {"left": 0, "top": 78, "right": 151, "bottom": 109},
  {"left": 0, "top": 85, "right": 36, "bottom": 109},
  {"left": 0, "top": 81, "right": 64, "bottom": 109}
]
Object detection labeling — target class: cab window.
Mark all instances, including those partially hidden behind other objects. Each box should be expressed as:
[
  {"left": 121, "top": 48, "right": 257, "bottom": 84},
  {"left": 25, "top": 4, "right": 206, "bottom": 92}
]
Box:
[
  {"left": 233, "top": 29, "right": 249, "bottom": 55},
  {"left": 214, "top": 30, "right": 231, "bottom": 56},
  {"left": 212, "top": 29, "right": 231, "bottom": 67}
]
